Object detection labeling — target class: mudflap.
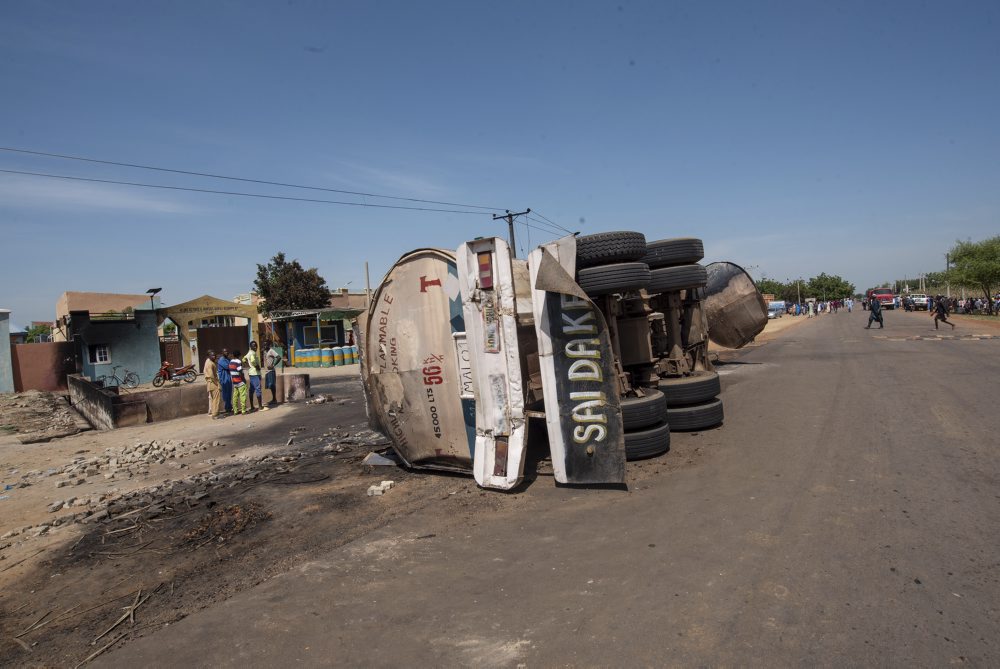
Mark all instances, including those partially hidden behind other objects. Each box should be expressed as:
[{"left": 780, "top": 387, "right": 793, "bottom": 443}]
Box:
[
  {"left": 456, "top": 238, "right": 527, "bottom": 490},
  {"left": 528, "top": 236, "right": 626, "bottom": 485}
]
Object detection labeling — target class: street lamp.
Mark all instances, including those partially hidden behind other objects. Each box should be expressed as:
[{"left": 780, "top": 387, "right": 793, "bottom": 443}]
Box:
[{"left": 146, "top": 287, "right": 162, "bottom": 311}]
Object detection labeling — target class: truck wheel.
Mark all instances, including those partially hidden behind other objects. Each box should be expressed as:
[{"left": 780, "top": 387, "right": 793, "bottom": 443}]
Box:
[
  {"left": 666, "top": 398, "right": 724, "bottom": 431},
  {"left": 643, "top": 238, "right": 704, "bottom": 268},
  {"left": 658, "top": 371, "right": 720, "bottom": 407},
  {"left": 575, "top": 231, "right": 647, "bottom": 269},
  {"left": 625, "top": 421, "right": 671, "bottom": 460},
  {"left": 621, "top": 389, "right": 666, "bottom": 430},
  {"left": 577, "top": 262, "right": 650, "bottom": 296},
  {"left": 647, "top": 264, "right": 707, "bottom": 293}
]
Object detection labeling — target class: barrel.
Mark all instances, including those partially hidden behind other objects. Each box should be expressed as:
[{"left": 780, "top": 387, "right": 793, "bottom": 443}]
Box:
[
  {"left": 321, "top": 348, "right": 333, "bottom": 367},
  {"left": 332, "top": 347, "right": 345, "bottom": 366},
  {"left": 308, "top": 349, "right": 319, "bottom": 367},
  {"left": 349, "top": 344, "right": 359, "bottom": 364}
]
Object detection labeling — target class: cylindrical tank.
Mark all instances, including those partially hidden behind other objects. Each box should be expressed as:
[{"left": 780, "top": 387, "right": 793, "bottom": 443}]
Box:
[
  {"left": 349, "top": 344, "right": 359, "bottom": 364},
  {"left": 321, "top": 348, "right": 333, "bottom": 367},
  {"left": 332, "top": 347, "right": 345, "bottom": 366}
]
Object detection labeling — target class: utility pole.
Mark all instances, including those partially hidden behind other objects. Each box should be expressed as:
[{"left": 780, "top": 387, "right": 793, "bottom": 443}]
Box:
[
  {"left": 945, "top": 253, "right": 951, "bottom": 298},
  {"left": 492, "top": 208, "right": 531, "bottom": 258}
]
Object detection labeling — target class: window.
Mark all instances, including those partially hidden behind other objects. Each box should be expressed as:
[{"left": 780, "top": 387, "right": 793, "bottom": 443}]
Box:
[{"left": 88, "top": 344, "right": 111, "bottom": 365}]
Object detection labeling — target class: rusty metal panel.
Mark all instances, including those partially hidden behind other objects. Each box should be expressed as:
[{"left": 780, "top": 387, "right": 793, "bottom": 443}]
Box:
[{"left": 361, "top": 249, "right": 475, "bottom": 471}]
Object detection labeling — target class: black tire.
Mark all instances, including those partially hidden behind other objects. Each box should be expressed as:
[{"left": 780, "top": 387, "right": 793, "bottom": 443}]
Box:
[
  {"left": 184, "top": 370, "right": 197, "bottom": 383},
  {"left": 621, "top": 389, "right": 667, "bottom": 430},
  {"left": 666, "top": 398, "right": 724, "bottom": 431},
  {"left": 152, "top": 375, "right": 165, "bottom": 388},
  {"left": 643, "top": 238, "right": 704, "bottom": 268},
  {"left": 577, "top": 262, "right": 650, "bottom": 296},
  {"left": 647, "top": 264, "right": 708, "bottom": 293},
  {"left": 625, "top": 421, "right": 671, "bottom": 460},
  {"left": 575, "top": 231, "right": 647, "bottom": 269},
  {"left": 122, "top": 372, "right": 140, "bottom": 389},
  {"left": 658, "top": 371, "right": 720, "bottom": 407}
]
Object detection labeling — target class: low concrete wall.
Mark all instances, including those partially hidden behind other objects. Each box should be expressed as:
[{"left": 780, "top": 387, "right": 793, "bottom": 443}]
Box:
[
  {"left": 129, "top": 384, "right": 205, "bottom": 422},
  {"left": 68, "top": 375, "right": 208, "bottom": 429},
  {"left": 67, "top": 374, "right": 117, "bottom": 430}
]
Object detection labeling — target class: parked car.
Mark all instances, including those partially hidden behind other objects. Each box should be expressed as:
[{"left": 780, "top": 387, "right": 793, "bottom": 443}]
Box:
[
  {"left": 767, "top": 300, "right": 786, "bottom": 319},
  {"left": 909, "top": 294, "right": 929, "bottom": 310},
  {"left": 359, "top": 231, "right": 767, "bottom": 490}
]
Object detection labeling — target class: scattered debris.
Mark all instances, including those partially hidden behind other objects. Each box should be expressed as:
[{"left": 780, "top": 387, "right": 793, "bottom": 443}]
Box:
[
  {"left": 0, "top": 391, "right": 92, "bottom": 443},
  {"left": 361, "top": 451, "right": 400, "bottom": 467},
  {"left": 366, "top": 480, "right": 396, "bottom": 496}
]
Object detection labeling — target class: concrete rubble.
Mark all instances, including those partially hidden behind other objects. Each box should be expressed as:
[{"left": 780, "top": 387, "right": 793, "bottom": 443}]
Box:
[{"left": 0, "top": 424, "right": 398, "bottom": 552}]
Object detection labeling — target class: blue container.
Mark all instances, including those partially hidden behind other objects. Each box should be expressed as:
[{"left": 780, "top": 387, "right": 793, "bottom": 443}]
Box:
[
  {"left": 332, "top": 347, "right": 345, "bottom": 366},
  {"left": 350, "top": 345, "right": 359, "bottom": 364},
  {"left": 321, "top": 348, "right": 333, "bottom": 367}
]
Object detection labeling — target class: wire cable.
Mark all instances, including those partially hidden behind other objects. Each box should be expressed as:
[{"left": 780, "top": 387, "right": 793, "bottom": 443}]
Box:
[
  {"left": 526, "top": 214, "right": 568, "bottom": 236},
  {"left": 0, "top": 146, "right": 506, "bottom": 212},
  {"left": 0, "top": 168, "right": 492, "bottom": 215},
  {"left": 529, "top": 209, "right": 573, "bottom": 234}
]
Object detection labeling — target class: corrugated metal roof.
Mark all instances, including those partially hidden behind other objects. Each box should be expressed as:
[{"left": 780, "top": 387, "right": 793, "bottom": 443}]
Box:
[{"left": 268, "top": 308, "right": 364, "bottom": 321}]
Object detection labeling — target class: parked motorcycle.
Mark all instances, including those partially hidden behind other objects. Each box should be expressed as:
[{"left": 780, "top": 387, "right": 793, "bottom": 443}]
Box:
[{"left": 152, "top": 361, "right": 198, "bottom": 387}]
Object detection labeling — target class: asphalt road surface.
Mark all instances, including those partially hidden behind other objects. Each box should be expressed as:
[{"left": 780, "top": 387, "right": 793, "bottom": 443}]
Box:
[{"left": 105, "top": 309, "right": 1000, "bottom": 667}]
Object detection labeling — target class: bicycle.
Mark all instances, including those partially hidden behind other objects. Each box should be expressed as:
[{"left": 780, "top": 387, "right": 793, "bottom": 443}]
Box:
[{"left": 96, "top": 365, "right": 140, "bottom": 390}]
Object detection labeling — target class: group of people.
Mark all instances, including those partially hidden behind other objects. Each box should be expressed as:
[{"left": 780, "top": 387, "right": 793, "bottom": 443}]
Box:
[
  {"left": 781, "top": 299, "right": 853, "bottom": 317},
  {"left": 866, "top": 294, "right": 957, "bottom": 330},
  {"left": 202, "top": 341, "right": 281, "bottom": 418}
]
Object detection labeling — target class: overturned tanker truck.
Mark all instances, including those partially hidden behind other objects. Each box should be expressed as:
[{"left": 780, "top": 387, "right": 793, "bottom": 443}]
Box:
[{"left": 358, "top": 231, "right": 766, "bottom": 490}]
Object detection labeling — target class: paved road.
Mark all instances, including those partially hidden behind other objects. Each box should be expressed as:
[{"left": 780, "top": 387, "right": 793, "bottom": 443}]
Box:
[{"left": 105, "top": 309, "right": 1000, "bottom": 667}]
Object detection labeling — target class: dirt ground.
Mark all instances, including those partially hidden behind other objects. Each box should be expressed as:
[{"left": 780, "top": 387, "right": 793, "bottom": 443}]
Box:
[{"left": 0, "top": 366, "right": 711, "bottom": 667}]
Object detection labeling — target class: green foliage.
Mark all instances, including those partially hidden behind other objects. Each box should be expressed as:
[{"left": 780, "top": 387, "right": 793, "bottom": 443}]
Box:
[
  {"left": 25, "top": 323, "right": 51, "bottom": 343},
  {"left": 754, "top": 278, "right": 786, "bottom": 298},
  {"left": 163, "top": 322, "right": 177, "bottom": 335},
  {"left": 254, "top": 252, "right": 333, "bottom": 317},
  {"left": 805, "top": 273, "right": 855, "bottom": 301},
  {"left": 946, "top": 236, "right": 1000, "bottom": 313}
]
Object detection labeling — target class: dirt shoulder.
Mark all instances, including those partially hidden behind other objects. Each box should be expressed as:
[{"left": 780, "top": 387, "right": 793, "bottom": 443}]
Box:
[{"left": 0, "top": 362, "right": 717, "bottom": 667}]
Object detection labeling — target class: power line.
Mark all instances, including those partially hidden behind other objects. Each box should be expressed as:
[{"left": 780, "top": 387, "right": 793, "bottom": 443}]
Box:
[
  {"left": 0, "top": 168, "right": 492, "bottom": 215},
  {"left": 526, "top": 214, "right": 568, "bottom": 236},
  {"left": 530, "top": 209, "right": 573, "bottom": 234},
  {"left": 0, "top": 146, "right": 507, "bottom": 212}
]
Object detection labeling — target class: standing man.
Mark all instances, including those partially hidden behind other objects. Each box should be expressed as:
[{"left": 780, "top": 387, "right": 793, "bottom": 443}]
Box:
[
  {"left": 263, "top": 341, "right": 280, "bottom": 407},
  {"left": 932, "top": 295, "right": 956, "bottom": 330},
  {"left": 229, "top": 349, "right": 248, "bottom": 415},
  {"left": 217, "top": 348, "right": 232, "bottom": 415},
  {"left": 204, "top": 350, "right": 223, "bottom": 419},
  {"left": 243, "top": 341, "right": 263, "bottom": 412},
  {"left": 866, "top": 294, "right": 884, "bottom": 329}
]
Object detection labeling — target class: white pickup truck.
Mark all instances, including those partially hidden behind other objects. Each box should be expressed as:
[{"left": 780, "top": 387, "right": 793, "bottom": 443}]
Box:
[{"left": 359, "top": 232, "right": 766, "bottom": 490}]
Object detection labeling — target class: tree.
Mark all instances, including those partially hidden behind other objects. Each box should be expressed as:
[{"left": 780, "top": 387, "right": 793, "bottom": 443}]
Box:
[
  {"left": 25, "top": 323, "right": 51, "bottom": 343},
  {"left": 254, "top": 252, "right": 333, "bottom": 317},
  {"left": 805, "top": 273, "right": 855, "bottom": 301},
  {"left": 946, "top": 236, "right": 1000, "bottom": 314},
  {"left": 755, "top": 278, "right": 786, "bottom": 298}
]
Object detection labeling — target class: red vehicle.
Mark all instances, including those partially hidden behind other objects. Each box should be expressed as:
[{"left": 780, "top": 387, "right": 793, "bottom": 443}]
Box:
[
  {"left": 152, "top": 360, "right": 198, "bottom": 387},
  {"left": 867, "top": 288, "right": 896, "bottom": 310}
]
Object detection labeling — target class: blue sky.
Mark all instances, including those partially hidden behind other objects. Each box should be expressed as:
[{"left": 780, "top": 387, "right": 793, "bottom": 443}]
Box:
[{"left": 2, "top": 0, "right": 998, "bottom": 322}]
